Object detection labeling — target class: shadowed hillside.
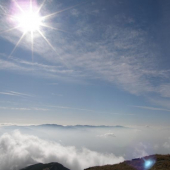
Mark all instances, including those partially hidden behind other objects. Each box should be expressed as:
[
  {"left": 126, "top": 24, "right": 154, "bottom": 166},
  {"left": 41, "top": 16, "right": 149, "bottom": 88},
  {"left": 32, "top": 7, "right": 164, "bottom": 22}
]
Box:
[{"left": 85, "top": 155, "right": 170, "bottom": 170}]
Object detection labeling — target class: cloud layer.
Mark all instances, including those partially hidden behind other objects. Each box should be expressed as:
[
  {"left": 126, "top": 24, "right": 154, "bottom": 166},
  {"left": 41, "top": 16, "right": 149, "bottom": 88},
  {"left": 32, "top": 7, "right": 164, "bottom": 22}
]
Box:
[{"left": 0, "top": 130, "right": 124, "bottom": 170}]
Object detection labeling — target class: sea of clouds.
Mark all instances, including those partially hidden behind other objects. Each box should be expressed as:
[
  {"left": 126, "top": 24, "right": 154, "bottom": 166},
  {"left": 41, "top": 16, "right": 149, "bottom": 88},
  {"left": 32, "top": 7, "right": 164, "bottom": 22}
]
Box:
[
  {"left": 0, "top": 125, "right": 170, "bottom": 170},
  {"left": 0, "top": 130, "right": 124, "bottom": 170}
]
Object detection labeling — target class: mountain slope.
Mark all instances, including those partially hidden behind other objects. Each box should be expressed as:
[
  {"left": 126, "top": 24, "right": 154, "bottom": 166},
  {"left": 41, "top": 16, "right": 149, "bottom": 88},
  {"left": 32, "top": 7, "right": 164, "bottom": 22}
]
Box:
[
  {"left": 85, "top": 155, "right": 170, "bottom": 170},
  {"left": 20, "top": 155, "right": 170, "bottom": 170},
  {"left": 20, "top": 162, "right": 70, "bottom": 170}
]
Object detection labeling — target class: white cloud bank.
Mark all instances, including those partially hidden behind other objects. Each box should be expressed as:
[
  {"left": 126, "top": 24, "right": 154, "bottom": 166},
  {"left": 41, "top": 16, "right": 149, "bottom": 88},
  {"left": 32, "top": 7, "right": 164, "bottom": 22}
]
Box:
[
  {"left": 0, "top": 130, "right": 124, "bottom": 170},
  {"left": 98, "top": 132, "right": 116, "bottom": 138}
]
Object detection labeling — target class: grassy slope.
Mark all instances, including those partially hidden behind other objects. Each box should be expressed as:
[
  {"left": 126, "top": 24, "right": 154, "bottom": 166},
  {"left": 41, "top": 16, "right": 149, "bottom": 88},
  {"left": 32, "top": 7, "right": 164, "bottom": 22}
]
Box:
[{"left": 85, "top": 155, "right": 170, "bottom": 170}]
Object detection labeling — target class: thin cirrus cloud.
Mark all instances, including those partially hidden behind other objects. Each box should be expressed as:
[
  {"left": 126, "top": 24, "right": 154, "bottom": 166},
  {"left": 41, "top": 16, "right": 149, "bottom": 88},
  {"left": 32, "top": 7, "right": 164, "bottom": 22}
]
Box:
[
  {"left": 132, "top": 106, "right": 170, "bottom": 112},
  {"left": 0, "top": 91, "right": 33, "bottom": 97},
  {"left": 0, "top": 107, "right": 49, "bottom": 111},
  {"left": 149, "top": 98, "right": 170, "bottom": 110},
  {"left": 0, "top": 0, "right": 170, "bottom": 100},
  {"left": 46, "top": 105, "right": 135, "bottom": 116},
  {"left": 0, "top": 56, "right": 81, "bottom": 81}
]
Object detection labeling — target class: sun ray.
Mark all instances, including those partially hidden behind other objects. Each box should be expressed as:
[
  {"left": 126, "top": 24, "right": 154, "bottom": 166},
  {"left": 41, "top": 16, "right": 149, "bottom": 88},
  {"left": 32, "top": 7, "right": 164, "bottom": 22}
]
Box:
[
  {"left": 0, "top": 26, "right": 20, "bottom": 35},
  {"left": 31, "top": 31, "right": 34, "bottom": 62},
  {"left": 26, "top": 0, "right": 35, "bottom": 62},
  {"left": 41, "top": 2, "right": 84, "bottom": 20},
  {"left": 9, "top": 32, "right": 26, "bottom": 58},
  {"left": 12, "top": 0, "right": 24, "bottom": 13},
  {"left": 37, "top": 0, "right": 46, "bottom": 14},
  {"left": 41, "top": 23, "right": 69, "bottom": 34},
  {"left": 3, "top": 13, "right": 16, "bottom": 19},
  {"left": 37, "top": 29, "right": 56, "bottom": 52},
  {"left": 30, "top": 0, "right": 33, "bottom": 11}
]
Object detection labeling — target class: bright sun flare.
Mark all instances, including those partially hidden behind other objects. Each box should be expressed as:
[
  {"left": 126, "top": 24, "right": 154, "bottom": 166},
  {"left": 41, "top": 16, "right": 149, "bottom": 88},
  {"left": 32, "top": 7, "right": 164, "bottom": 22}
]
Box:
[
  {"left": 15, "top": 11, "right": 42, "bottom": 32},
  {"left": 1, "top": 0, "right": 80, "bottom": 60}
]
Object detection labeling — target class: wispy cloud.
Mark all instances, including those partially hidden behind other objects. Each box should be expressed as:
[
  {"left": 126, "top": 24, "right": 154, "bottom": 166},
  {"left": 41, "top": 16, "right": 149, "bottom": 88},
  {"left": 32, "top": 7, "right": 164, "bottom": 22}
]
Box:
[
  {"left": 148, "top": 98, "right": 170, "bottom": 110},
  {"left": 0, "top": 107, "right": 48, "bottom": 111},
  {"left": 132, "top": 106, "right": 170, "bottom": 112},
  {"left": 32, "top": 107, "right": 49, "bottom": 111},
  {"left": 0, "top": 55, "right": 85, "bottom": 82},
  {"left": 47, "top": 105, "right": 134, "bottom": 116},
  {"left": 157, "top": 84, "right": 170, "bottom": 98},
  {"left": 0, "top": 91, "right": 33, "bottom": 97},
  {"left": 0, "top": 0, "right": 170, "bottom": 99}
]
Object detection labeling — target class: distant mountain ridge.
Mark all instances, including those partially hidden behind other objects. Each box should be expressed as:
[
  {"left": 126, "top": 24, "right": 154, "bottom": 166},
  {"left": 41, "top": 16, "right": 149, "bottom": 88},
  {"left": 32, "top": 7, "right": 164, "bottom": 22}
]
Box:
[
  {"left": 33, "top": 124, "right": 127, "bottom": 129},
  {"left": 0, "top": 124, "right": 128, "bottom": 129}
]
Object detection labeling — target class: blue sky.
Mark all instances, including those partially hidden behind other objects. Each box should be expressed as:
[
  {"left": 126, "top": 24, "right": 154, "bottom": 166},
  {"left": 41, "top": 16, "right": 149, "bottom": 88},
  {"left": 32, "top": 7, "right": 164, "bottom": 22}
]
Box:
[{"left": 0, "top": 0, "right": 170, "bottom": 126}]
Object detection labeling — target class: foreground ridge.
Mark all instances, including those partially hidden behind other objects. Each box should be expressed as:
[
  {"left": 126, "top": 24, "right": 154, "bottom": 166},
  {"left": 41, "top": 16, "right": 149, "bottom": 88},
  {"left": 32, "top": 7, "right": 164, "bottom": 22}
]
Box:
[
  {"left": 85, "top": 154, "right": 170, "bottom": 170},
  {"left": 20, "top": 155, "right": 170, "bottom": 170}
]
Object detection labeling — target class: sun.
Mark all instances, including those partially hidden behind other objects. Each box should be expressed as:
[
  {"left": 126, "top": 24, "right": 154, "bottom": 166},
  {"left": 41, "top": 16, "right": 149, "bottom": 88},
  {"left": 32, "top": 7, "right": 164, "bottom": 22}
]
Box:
[
  {"left": 10, "top": 0, "right": 45, "bottom": 34},
  {"left": 6, "top": 0, "right": 59, "bottom": 59},
  {"left": 0, "top": 0, "right": 82, "bottom": 60},
  {"left": 15, "top": 11, "right": 42, "bottom": 33}
]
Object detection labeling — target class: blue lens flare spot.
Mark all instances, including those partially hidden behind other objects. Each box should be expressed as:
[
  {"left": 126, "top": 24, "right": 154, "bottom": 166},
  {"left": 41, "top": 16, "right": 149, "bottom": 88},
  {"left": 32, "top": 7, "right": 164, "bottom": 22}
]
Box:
[{"left": 144, "top": 159, "right": 155, "bottom": 169}]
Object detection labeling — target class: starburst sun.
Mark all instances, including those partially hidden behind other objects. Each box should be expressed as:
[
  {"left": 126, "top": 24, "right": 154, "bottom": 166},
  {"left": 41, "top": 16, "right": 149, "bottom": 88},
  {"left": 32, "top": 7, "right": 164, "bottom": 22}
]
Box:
[
  {"left": 1, "top": 0, "right": 79, "bottom": 60},
  {"left": 15, "top": 10, "right": 42, "bottom": 33}
]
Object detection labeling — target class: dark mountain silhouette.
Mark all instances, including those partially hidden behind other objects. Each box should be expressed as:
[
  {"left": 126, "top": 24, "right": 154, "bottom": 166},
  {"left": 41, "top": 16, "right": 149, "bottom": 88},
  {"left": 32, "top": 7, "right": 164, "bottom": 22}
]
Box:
[
  {"left": 20, "top": 162, "right": 70, "bottom": 170},
  {"left": 85, "top": 154, "right": 170, "bottom": 170}
]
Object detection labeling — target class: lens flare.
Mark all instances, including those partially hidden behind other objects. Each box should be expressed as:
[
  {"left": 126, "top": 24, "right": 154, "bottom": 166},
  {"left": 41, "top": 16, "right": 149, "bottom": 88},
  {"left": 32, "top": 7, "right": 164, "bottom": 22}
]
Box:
[{"left": 144, "top": 159, "right": 155, "bottom": 169}]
